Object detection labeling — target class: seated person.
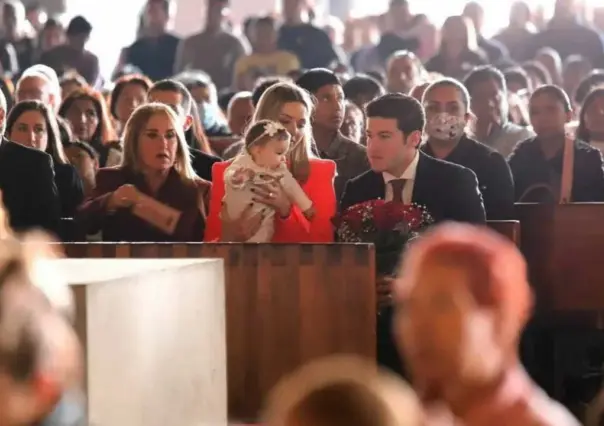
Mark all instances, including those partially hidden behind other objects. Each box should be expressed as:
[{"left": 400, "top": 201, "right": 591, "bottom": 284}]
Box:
[
  {"left": 77, "top": 103, "right": 211, "bottom": 242},
  {"left": 224, "top": 120, "right": 314, "bottom": 242},
  {"left": 509, "top": 85, "right": 604, "bottom": 203},
  {"left": 0, "top": 92, "right": 60, "bottom": 234}
]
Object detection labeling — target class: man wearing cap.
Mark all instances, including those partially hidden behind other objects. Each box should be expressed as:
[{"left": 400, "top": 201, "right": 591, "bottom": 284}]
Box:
[{"left": 296, "top": 68, "right": 369, "bottom": 201}]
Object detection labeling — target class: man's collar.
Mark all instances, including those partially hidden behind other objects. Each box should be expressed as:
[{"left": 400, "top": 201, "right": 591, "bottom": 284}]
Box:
[{"left": 383, "top": 150, "right": 419, "bottom": 182}]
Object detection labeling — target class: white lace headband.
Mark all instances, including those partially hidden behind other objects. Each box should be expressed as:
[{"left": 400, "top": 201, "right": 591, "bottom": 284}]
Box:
[{"left": 247, "top": 121, "right": 290, "bottom": 149}]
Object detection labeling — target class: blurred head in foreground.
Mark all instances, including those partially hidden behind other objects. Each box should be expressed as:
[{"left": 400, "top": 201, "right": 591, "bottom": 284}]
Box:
[
  {"left": 0, "top": 233, "right": 81, "bottom": 426},
  {"left": 263, "top": 355, "right": 422, "bottom": 426},
  {"left": 394, "top": 223, "right": 533, "bottom": 400}
]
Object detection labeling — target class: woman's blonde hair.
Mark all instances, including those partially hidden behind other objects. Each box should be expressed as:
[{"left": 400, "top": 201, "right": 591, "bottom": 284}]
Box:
[
  {"left": 263, "top": 355, "right": 422, "bottom": 426},
  {"left": 253, "top": 82, "right": 316, "bottom": 183},
  {"left": 121, "top": 103, "right": 197, "bottom": 182}
]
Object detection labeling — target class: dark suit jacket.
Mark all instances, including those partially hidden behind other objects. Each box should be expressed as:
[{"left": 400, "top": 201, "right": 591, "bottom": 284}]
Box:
[
  {"left": 421, "top": 135, "right": 515, "bottom": 220},
  {"left": 508, "top": 137, "right": 604, "bottom": 202},
  {"left": 54, "top": 163, "right": 84, "bottom": 218},
  {"left": 190, "top": 148, "right": 221, "bottom": 182},
  {"left": 340, "top": 152, "right": 486, "bottom": 224},
  {"left": 0, "top": 139, "right": 60, "bottom": 234},
  {"left": 76, "top": 167, "right": 211, "bottom": 242}
]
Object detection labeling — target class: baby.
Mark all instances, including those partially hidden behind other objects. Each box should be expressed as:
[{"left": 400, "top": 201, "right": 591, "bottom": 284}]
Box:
[{"left": 223, "top": 119, "right": 315, "bottom": 242}]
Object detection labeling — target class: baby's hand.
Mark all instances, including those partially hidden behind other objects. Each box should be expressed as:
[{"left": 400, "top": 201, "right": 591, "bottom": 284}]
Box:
[
  {"left": 302, "top": 206, "right": 316, "bottom": 220},
  {"left": 229, "top": 167, "right": 255, "bottom": 188}
]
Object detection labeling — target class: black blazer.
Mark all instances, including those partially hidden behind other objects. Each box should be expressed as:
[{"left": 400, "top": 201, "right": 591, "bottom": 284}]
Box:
[
  {"left": 54, "top": 163, "right": 84, "bottom": 218},
  {"left": 191, "top": 148, "right": 221, "bottom": 182},
  {"left": 421, "top": 136, "right": 515, "bottom": 220},
  {"left": 0, "top": 139, "right": 60, "bottom": 233},
  {"left": 508, "top": 137, "right": 604, "bottom": 202},
  {"left": 340, "top": 152, "right": 486, "bottom": 224}
]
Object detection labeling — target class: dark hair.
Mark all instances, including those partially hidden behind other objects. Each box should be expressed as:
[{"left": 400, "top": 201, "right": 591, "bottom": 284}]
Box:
[
  {"left": 256, "top": 15, "right": 276, "bottom": 28},
  {"left": 576, "top": 87, "right": 604, "bottom": 142},
  {"left": 503, "top": 68, "right": 530, "bottom": 91},
  {"left": 42, "top": 17, "right": 62, "bottom": 31},
  {"left": 522, "top": 61, "right": 551, "bottom": 86},
  {"left": 531, "top": 84, "right": 572, "bottom": 113},
  {"left": 574, "top": 70, "right": 604, "bottom": 105},
  {"left": 365, "top": 70, "right": 385, "bottom": 86},
  {"left": 56, "top": 115, "right": 73, "bottom": 145},
  {"left": 149, "top": 79, "right": 193, "bottom": 115},
  {"left": 0, "top": 77, "right": 14, "bottom": 113},
  {"left": 252, "top": 76, "right": 288, "bottom": 107},
  {"left": 218, "top": 89, "right": 237, "bottom": 112},
  {"left": 244, "top": 119, "right": 290, "bottom": 150},
  {"left": 366, "top": 93, "right": 425, "bottom": 135},
  {"left": 147, "top": 0, "right": 172, "bottom": 13},
  {"left": 65, "top": 139, "right": 99, "bottom": 160},
  {"left": 66, "top": 15, "right": 92, "bottom": 36},
  {"left": 463, "top": 65, "right": 507, "bottom": 93},
  {"left": 110, "top": 74, "right": 152, "bottom": 119},
  {"left": 59, "top": 87, "right": 117, "bottom": 144},
  {"left": 343, "top": 75, "right": 385, "bottom": 103},
  {"left": 6, "top": 100, "right": 67, "bottom": 164},
  {"left": 424, "top": 78, "right": 470, "bottom": 109}
]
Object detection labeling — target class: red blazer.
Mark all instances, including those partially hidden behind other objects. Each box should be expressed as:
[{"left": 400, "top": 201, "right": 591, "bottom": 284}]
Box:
[
  {"left": 205, "top": 158, "right": 336, "bottom": 242},
  {"left": 77, "top": 167, "right": 211, "bottom": 242}
]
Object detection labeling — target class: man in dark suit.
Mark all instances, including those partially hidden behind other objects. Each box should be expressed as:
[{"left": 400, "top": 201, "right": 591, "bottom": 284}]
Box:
[
  {"left": 148, "top": 79, "right": 221, "bottom": 181},
  {"left": 340, "top": 93, "right": 485, "bottom": 376},
  {"left": 0, "top": 92, "right": 60, "bottom": 234},
  {"left": 340, "top": 94, "right": 485, "bottom": 223}
]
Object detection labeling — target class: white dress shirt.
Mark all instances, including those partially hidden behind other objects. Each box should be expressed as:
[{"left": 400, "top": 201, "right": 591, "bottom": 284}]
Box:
[{"left": 382, "top": 152, "right": 419, "bottom": 204}]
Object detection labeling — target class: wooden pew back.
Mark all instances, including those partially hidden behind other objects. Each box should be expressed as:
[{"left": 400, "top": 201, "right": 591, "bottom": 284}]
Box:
[{"left": 62, "top": 243, "right": 376, "bottom": 420}]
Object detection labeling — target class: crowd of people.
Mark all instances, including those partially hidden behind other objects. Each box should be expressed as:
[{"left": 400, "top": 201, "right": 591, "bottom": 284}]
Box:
[{"left": 0, "top": 0, "right": 603, "bottom": 423}]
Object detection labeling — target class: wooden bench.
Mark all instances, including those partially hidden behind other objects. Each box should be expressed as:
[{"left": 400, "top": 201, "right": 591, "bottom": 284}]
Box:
[{"left": 62, "top": 243, "right": 376, "bottom": 421}]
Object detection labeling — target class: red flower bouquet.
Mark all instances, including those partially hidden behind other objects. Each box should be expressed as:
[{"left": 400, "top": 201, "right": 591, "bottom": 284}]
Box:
[{"left": 333, "top": 200, "right": 434, "bottom": 276}]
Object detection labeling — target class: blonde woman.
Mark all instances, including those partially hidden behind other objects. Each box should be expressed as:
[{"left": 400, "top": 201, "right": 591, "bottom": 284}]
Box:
[
  {"left": 76, "top": 103, "right": 211, "bottom": 242},
  {"left": 205, "top": 82, "right": 337, "bottom": 242}
]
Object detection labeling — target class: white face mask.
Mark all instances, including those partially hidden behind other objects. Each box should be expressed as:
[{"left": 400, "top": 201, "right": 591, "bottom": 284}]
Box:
[{"left": 426, "top": 113, "right": 466, "bottom": 141}]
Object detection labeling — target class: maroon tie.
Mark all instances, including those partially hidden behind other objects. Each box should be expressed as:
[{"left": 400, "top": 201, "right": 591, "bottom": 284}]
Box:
[{"left": 390, "top": 179, "right": 406, "bottom": 203}]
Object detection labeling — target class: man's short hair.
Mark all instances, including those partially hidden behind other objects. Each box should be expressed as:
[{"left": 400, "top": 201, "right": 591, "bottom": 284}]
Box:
[
  {"left": 252, "top": 76, "right": 288, "bottom": 107},
  {"left": 503, "top": 68, "right": 530, "bottom": 91},
  {"left": 463, "top": 65, "right": 507, "bottom": 93},
  {"left": 366, "top": 93, "right": 425, "bottom": 135},
  {"left": 256, "top": 15, "right": 276, "bottom": 28},
  {"left": 227, "top": 91, "right": 252, "bottom": 111},
  {"left": 296, "top": 68, "right": 341, "bottom": 95},
  {"left": 66, "top": 15, "right": 92, "bottom": 37},
  {"left": 149, "top": 79, "right": 193, "bottom": 115},
  {"left": 423, "top": 78, "right": 471, "bottom": 110},
  {"left": 343, "top": 74, "right": 385, "bottom": 102},
  {"left": 574, "top": 70, "right": 604, "bottom": 105}
]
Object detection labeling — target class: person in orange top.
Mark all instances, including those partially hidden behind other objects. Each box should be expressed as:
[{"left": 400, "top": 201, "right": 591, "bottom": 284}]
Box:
[{"left": 205, "top": 81, "right": 336, "bottom": 243}]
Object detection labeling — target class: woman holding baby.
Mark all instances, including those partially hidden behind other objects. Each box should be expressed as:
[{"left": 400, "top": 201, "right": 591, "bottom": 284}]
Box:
[{"left": 205, "top": 81, "right": 337, "bottom": 243}]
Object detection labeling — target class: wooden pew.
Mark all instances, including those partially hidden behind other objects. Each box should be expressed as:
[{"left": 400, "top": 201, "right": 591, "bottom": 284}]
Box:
[
  {"left": 516, "top": 203, "right": 604, "bottom": 314},
  {"left": 62, "top": 243, "right": 376, "bottom": 421},
  {"left": 487, "top": 220, "right": 520, "bottom": 245}
]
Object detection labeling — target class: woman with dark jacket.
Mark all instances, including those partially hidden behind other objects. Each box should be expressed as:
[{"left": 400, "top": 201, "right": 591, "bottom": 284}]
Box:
[
  {"left": 509, "top": 85, "right": 604, "bottom": 203},
  {"left": 6, "top": 100, "right": 84, "bottom": 217}
]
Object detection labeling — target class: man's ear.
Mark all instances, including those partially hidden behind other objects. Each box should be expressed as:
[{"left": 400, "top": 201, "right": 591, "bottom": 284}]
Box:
[
  {"left": 184, "top": 115, "right": 193, "bottom": 131},
  {"left": 406, "top": 130, "right": 422, "bottom": 148}
]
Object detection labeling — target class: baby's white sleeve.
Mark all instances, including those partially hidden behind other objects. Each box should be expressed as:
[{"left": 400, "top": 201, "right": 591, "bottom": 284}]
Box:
[{"left": 280, "top": 169, "right": 313, "bottom": 211}]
